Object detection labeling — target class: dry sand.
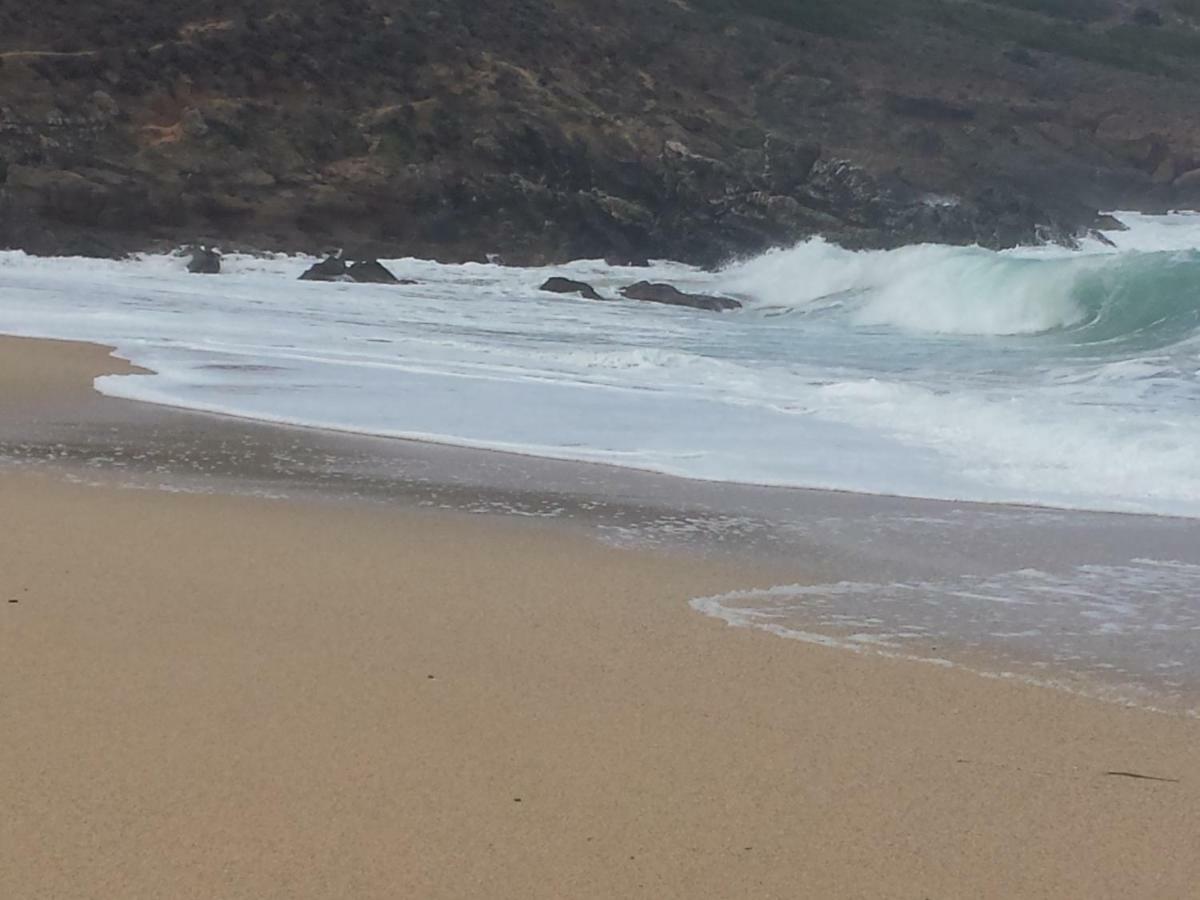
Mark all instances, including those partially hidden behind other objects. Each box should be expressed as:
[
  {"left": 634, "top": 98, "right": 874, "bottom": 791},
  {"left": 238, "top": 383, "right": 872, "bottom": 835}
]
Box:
[{"left": 1, "top": 335, "right": 1198, "bottom": 899}]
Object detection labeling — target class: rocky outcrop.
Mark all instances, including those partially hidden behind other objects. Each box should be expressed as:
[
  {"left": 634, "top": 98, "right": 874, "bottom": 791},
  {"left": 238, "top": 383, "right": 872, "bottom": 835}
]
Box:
[
  {"left": 300, "top": 255, "right": 415, "bottom": 284},
  {"left": 620, "top": 282, "right": 741, "bottom": 312},
  {"left": 3, "top": 0, "right": 1200, "bottom": 262},
  {"left": 299, "top": 255, "right": 351, "bottom": 282},
  {"left": 1094, "top": 214, "right": 1131, "bottom": 232},
  {"left": 540, "top": 277, "right": 604, "bottom": 301},
  {"left": 347, "top": 259, "right": 413, "bottom": 284}
]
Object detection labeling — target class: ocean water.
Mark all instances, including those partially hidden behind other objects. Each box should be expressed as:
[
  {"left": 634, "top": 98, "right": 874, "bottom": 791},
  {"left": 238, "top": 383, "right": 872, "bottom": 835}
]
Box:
[
  {"left": 2, "top": 211, "right": 1199, "bottom": 517},
  {"left": 4, "top": 213, "right": 1200, "bottom": 711}
]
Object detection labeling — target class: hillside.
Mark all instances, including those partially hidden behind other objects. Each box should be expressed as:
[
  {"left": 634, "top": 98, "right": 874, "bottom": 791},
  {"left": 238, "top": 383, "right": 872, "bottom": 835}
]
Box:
[{"left": 3, "top": 0, "right": 1200, "bottom": 264}]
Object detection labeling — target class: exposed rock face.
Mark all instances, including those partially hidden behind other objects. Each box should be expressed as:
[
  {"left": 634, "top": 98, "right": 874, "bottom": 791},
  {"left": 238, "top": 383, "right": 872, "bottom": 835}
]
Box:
[
  {"left": 2, "top": 0, "right": 1200, "bottom": 262},
  {"left": 187, "top": 246, "right": 221, "bottom": 274},
  {"left": 540, "top": 277, "right": 603, "bottom": 301},
  {"left": 620, "top": 282, "right": 741, "bottom": 312}
]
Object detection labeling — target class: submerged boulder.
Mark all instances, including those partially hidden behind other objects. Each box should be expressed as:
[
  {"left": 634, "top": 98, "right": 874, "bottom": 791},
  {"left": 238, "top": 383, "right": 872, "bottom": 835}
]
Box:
[
  {"left": 619, "top": 281, "right": 741, "bottom": 312},
  {"left": 540, "top": 277, "right": 603, "bottom": 301},
  {"left": 187, "top": 246, "right": 221, "bottom": 274}
]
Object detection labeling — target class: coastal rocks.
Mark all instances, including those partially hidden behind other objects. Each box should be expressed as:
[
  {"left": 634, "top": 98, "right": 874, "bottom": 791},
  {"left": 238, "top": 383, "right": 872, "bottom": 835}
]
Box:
[
  {"left": 299, "top": 255, "right": 352, "bottom": 282},
  {"left": 187, "top": 246, "right": 221, "bottom": 274},
  {"left": 542, "top": 276, "right": 741, "bottom": 312},
  {"left": 762, "top": 134, "right": 821, "bottom": 196},
  {"left": 6, "top": 166, "right": 108, "bottom": 227},
  {"left": 540, "top": 277, "right": 603, "bottom": 300},
  {"left": 620, "top": 281, "right": 741, "bottom": 312},
  {"left": 347, "top": 259, "right": 413, "bottom": 284},
  {"left": 3, "top": 0, "right": 1193, "bottom": 263},
  {"left": 300, "top": 255, "right": 415, "bottom": 284},
  {"left": 1094, "top": 214, "right": 1129, "bottom": 232}
]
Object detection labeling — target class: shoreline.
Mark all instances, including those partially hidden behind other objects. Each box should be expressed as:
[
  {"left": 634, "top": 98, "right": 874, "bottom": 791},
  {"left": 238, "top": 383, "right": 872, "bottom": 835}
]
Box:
[
  {"left": 5, "top": 334, "right": 1200, "bottom": 716},
  {"left": 3, "top": 335, "right": 1200, "bottom": 896},
  {"left": 2, "top": 336, "right": 1200, "bottom": 897},
  {"left": 7, "top": 325, "right": 1198, "bottom": 525}
]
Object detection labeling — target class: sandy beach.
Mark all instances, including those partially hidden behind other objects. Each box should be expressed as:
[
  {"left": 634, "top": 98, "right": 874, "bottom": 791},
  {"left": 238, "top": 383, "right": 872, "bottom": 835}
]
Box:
[{"left": 2, "top": 336, "right": 1199, "bottom": 899}]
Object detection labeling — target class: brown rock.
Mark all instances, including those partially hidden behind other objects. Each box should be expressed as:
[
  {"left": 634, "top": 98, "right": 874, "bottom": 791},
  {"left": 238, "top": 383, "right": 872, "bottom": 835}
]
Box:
[
  {"left": 540, "top": 277, "right": 603, "bottom": 301},
  {"left": 619, "top": 281, "right": 741, "bottom": 312}
]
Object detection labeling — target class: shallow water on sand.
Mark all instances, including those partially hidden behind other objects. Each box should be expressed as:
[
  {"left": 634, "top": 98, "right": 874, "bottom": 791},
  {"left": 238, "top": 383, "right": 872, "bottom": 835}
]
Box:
[{"left": 3, "top": 385, "right": 1200, "bottom": 716}]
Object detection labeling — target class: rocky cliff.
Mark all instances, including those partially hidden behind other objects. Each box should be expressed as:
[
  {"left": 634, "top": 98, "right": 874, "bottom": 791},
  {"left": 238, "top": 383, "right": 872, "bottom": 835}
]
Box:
[{"left": 3, "top": 0, "right": 1200, "bottom": 264}]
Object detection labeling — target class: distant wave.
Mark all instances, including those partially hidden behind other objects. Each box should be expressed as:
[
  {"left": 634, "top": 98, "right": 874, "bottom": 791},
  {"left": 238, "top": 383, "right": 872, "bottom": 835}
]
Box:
[{"left": 719, "top": 238, "right": 1200, "bottom": 349}]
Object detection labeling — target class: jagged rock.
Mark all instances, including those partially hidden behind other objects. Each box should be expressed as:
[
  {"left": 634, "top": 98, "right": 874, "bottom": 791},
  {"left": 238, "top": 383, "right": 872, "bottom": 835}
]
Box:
[
  {"left": 620, "top": 281, "right": 741, "bottom": 312},
  {"left": 762, "top": 134, "right": 821, "bottom": 195},
  {"left": 299, "top": 255, "right": 351, "bottom": 281},
  {"left": 347, "top": 259, "right": 402, "bottom": 284},
  {"left": 540, "top": 277, "right": 603, "bottom": 300},
  {"left": 299, "top": 255, "right": 416, "bottom": 284},
  {"left": 187, "top": 246, "right": 221, "bottom": 274},
  {"left": 1094, "top": 214, "right": 1129, "bottom": 232}
]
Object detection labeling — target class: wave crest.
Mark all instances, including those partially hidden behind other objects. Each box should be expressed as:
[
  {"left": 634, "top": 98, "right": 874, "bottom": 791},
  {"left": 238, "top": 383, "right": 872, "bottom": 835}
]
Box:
[{"left": 718, "top": 239, "right": 1200, "bottom": 346}]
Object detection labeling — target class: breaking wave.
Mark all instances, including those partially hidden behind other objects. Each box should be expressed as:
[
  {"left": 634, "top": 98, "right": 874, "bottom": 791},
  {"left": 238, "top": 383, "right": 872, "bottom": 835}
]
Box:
[{"left": 721, "top": 238, "right": 1200, "bottom": 349}]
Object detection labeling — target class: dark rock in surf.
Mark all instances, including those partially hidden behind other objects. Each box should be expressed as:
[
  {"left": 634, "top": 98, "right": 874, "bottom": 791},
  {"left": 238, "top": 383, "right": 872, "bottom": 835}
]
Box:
[
  {"left": 540, "top": 277, "right": 603, "bottom": 301},
  {"left": 347, "top": 258, "right": 411, "bottom": 284},
  {"left": 299, "top": 254, "right": 351, "bottom": 282},
  {"left": 187, "top": 246, "right": 221, "bottom": 274},
  {"left": 1093, "top": 213, "right": 1129, "bottom": 232},
  {"left": 620, "top": 281, "right": 741, "bottom": 312}
]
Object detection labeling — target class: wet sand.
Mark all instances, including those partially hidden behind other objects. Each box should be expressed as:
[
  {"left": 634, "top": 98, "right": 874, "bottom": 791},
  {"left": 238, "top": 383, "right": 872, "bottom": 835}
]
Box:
[{"left": 2, "top": 336, "right": 1199, "bottom": 898}]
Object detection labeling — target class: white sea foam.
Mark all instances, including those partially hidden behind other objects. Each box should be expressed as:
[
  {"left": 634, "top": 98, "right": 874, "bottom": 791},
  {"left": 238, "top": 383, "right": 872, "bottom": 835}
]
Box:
[
  {"left": 1, "top": 210, "right": 1199, "bottom": 516},
  {"left": 691, "top": 559, "right": 1200, "bottom": 713}
]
